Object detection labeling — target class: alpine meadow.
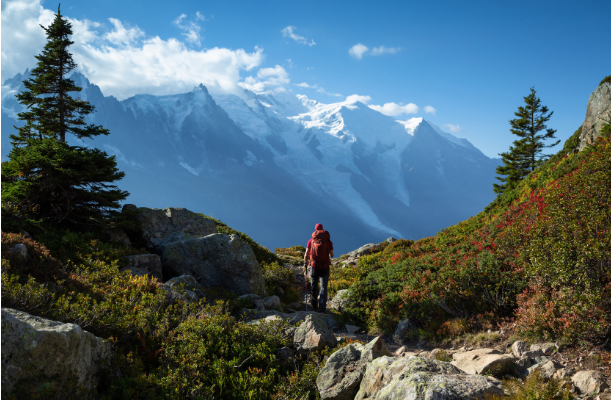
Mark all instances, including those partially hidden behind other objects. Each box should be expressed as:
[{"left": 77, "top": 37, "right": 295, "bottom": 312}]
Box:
[{"left": 1, "top": 2, "right": 610, "bottom": 400}]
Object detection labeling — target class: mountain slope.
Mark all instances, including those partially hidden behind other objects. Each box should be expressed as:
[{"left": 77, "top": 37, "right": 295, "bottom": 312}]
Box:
[{"left": 2, "top": 71, "right": 501, "bottom": 253}]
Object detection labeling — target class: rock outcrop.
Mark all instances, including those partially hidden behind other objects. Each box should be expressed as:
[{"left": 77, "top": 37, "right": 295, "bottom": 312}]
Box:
[
  {"left": 451, "top": 348, "right": 515, "bottom": 375},
  {"left": 162, "top": 233, "right": 265, "bottom": 297},
  {"left": 571, "top": 370, "right": 610, "bottom": 395},
  {"left": 122, "top": 254, "right": 163, "bottom": 280},
  {"left": 293, "top": 314, "right": 337, "bottom": 353},
  {"left": 124, "top": 206, "right": 266, "bottom": 297},
  {"left": 124, "top": 205, "right": 217, "bottom": 251},
  {"left": 317, "top": 337, "right": 391, "bottom": 400},
  {"left": 1, "top": 308, "right": 110, "bottom": 396},
  {"left": 579, "top": 79, "right": 611, "bottom": 150},
  {"left": 355, "top": 355, "right": 504, "bottom": 400}
]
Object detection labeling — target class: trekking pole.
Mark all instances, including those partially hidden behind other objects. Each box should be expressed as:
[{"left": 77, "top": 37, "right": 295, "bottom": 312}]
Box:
[{"left": 304, "top": 262, "right": 309, "bottom": 312}]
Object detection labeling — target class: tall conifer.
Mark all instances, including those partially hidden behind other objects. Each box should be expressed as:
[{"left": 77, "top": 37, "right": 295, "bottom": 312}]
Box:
[
  {"left": 494, "top": 87, "right": 560, "bottom": 195},
  {"left": 1, "top": 5, "right": 128, "bottom": 229}
]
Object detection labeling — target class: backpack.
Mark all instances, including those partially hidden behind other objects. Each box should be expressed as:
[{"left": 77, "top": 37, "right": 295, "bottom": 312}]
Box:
[{"left": 310, "top": 230, "right": 331, "bottom": 269}]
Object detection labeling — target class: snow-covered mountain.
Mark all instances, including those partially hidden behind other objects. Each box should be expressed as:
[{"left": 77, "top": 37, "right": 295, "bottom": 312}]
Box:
[{"left": 1, "top": 71, "right": 501, "bottom": 253}]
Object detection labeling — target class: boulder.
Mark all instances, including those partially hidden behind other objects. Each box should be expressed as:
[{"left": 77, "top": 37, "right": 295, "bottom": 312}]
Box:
[
  {"left": 276, "top": 347, "right": 296, "bottom": 362},
  {"left": 451, "top": 348, "right": 515, "bottom": 375},
  {"left": 393, "top": 318, "right": 417, "bottom": 344},
  {"left": 105, "top": 228, "right": 131, "bottom": 247},
  {"left": 1, "top": 308, "right": 110, "bottom": 396},
  {"left": 571, "top": 370, "right": 610, "bottom": 395},
  {"left": 263, "top": 295, "right": 281, "bottom": 311},
  {"left": 347, "top": 243, "right": 378, "bottom": 258},
  {"left": 239, "top": 294, "right": 266, "bottom": 310},
  {"left": 579, "top": 80, "right": 611, "bottom": 150},
  {"left": 355, "top": 356, "right": 503, "bottom": 400},
  {"left": 165, "top": 274, "right": 201, "bottom": 291},
  {"left": 127, "top": 206, "right": 217, "bottom": 250},
  {"left": 294, "top": 314, "right": 337, "bottom": 353},
  {"left": 122, "top": 254, "right": 163, "bottom": 280},
  {"left": 317, "top": 337, "right": 391, "bottom": 400},
  {"left": 161, "top": 233, "right": 265, "bottom": 297},
  {"left": 346, "top": 324, "right": 360, "bottom": 334},
  {"left": 159, "top": 284, "right": 198, "bottom": 302},
  {"left": 329, "top": 289, "right": 350, "bottom": 312},
  {"left": 512, "top": 340, "right": 528, "bottom": 358},
  {"left": 553, "top": 368, "right": 574, "bottom": 381},
  {"left": 531, "top": 342, "right": 556, "bottom": 355},
  {"left": 9, "top": 244, "right": 28, "bottom": 260}
]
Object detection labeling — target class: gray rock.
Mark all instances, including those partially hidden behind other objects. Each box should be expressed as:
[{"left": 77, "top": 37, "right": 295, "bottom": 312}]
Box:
[
  {"left": 384, "top": 237, "right": 397, "bottom": 244},
  {"left": 130, "top": 206, "right": 218, "bottom": 250},
  {"left": 165, "top": 274, "right": 201, "bottom": 290},
  {"left": 512, "top": 340, "right": 528, "bottom": 358},
  {"left": 553, "top": 368, "right": 574, "bottom": 381},
  {"left": 294, "top": 314, "right": 337, "bottom": 353},
  {"left": 451, "top": 348, "right": 516, "bottom": 375},
  {"left": 571, "top": 370, "right": 609, "bottom": 394},
  {"left": 9, "top": 244, "right": 28, "bottom": 260},
  {"left": 515, "top": 356, "right": 533, "bottom": 373},
  {"left": 520, "top": 357, "right": 561, "bottom": 379},
  {"left": 521, "top": 349, "right": 543, "bottom": 359},
  {"left": 321, "top": 314, "right": 342, "bottom": 330},
  {"left": 122, "top": 254, "right": 163, "bottom": 280},
  {"left": 161, "top": 233, "right": 265, "bottom": 297},
  {"left": 329, "top": 289, "right": 350, "bottom": 312},
  {"left": 263, "top": 295, "right": 281, "bottom": 311},
  {"left": 355, "top": 356, "right": 503, "bottom": 400},
  {"left": 317, "top": 336, "right": 391, "bottom": 400},
  {"left": 105, "top": 228, "right": 131, "bottom": 247},
  {"left": 346, "top": 324, "right": 360, "bottom": 334},
  {"left": 393, "top": 318, "right": 417, "bottom": 344},
  {"left": 579, "top": 81, "right": 611, "bottom": 150},
  {"left": 159, "top": 283, "right": 200, "bottom": 304},
  {"left": 347, "top": 243, "right": 378, "bottom": 258},
  {"left": 1, "top": 308, "right": 110, "bottom": 396},
  {"left": 530, "top": 342, "right": 556, "bottom": 355}
]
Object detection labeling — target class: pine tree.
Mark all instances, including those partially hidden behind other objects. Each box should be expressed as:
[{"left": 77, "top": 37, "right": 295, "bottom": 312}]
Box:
[
  {"left": 494, "top": 87, "right": 560, "bottom": 195},
  {"left": 1, "top": 5, "right": 128, "bottom": 229}
]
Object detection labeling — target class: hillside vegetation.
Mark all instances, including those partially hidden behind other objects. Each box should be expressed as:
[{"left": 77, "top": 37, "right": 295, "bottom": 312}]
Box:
[{"left": 331, "top": 126, "right": 610, "bottom": 344}]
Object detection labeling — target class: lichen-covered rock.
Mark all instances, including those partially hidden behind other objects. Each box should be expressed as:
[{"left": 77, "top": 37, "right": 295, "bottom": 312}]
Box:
[
  {"left": 294, "top": 314, "right": 337, "bottom": 353},
  {"left": 530, "top": 342, "right": 556, "bottom": 355},
  {"left": 161, "top": 233, "right": 265, "bottom": 297},
  {"left": 1, "top": 308, "right": 110, "bottom": 396},
  {"left": 451, "top": 348, "right": 515, "bottom": 375},
  {"left": 355, "top": 356, "right": 503, "bottom": 400},
  {"left": 317, "top": 337, "right": 391, "bottom": 400},
  {"left": 329, "top": 289, "right": 350, "bottom": 312},
  {"left": 263, "top": 295, "right": 281, "bottom": 311},
  {"left": 122, "top": 254, "right": 163, "bottom": 280},
  {"left": 127, "top": 206, "right": 217, "bottom": 250},
  {"left": 579, "top": 80, "right": 611, "bottom": 150},
  {"left": 317, "top": 344, "right": 368, "bottom": 400},
  {"left": 393, "top": 318, "right": 417, "bottom": 344},
  {"left": 347, "top": 243, "right": 378, "bottom": 258},
  {"left": 512, "top": 340, "right": 528, "bottom": 358},
  {"left": 165, "top": 274, "right": 201, "bottom": 290},
  {"left": 571, "top": 370, "right": 610, "bottom": 395}
]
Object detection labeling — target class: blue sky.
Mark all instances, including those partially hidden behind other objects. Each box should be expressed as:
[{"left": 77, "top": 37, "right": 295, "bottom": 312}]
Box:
[{"left": 2, "top": 0, "right": 610, "bottom": 157}]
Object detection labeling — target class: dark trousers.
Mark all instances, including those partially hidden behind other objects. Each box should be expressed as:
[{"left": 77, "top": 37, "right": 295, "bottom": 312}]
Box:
[{"left": 310, "top": 267, "right": 329, "bottom": 311}]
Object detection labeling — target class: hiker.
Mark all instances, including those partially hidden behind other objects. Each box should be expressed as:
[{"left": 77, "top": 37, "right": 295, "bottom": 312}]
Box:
[{"left": 304, "top": 223, "right": 334, "bottom": 312}]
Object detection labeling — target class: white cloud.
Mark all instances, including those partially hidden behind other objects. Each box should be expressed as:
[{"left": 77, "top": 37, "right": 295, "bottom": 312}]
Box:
[
  {"left": 424, "top": 105, "right": 437, "bottom": 115},
  {"left": 444, "top": 123, "right": 463, "bottom": 132},
  {"left": 370, "top": 46, "right": 400, "bottom": 56},
  {"left": 295, "top": 82, "right": 341, "bottom": 97},
  {"left": 349, "top": 43, "right": 369, "bottom": 59},
  {"left": 281, "top": 26, "right": 315, "bottom": 46},
  {"left": 1, "top": 0, "right": 54, "bottom": 81},
  {"left": 240, "top": 65, "right": 290, "bottom": 93},
  {"left": 345, "top": 94, "right": 372, "bottom": 104},
  {"left": 369, "top": 102, "right": 419, "bottom": 116},
  {"left": 173, "top": 13, "right": 205, "bottom": 46},
  {"left": 104, "top": 18, "right": 144, "bottom": 46},
  {"left": 1, "top": 0, "right": 265, "bottom": 100}
]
